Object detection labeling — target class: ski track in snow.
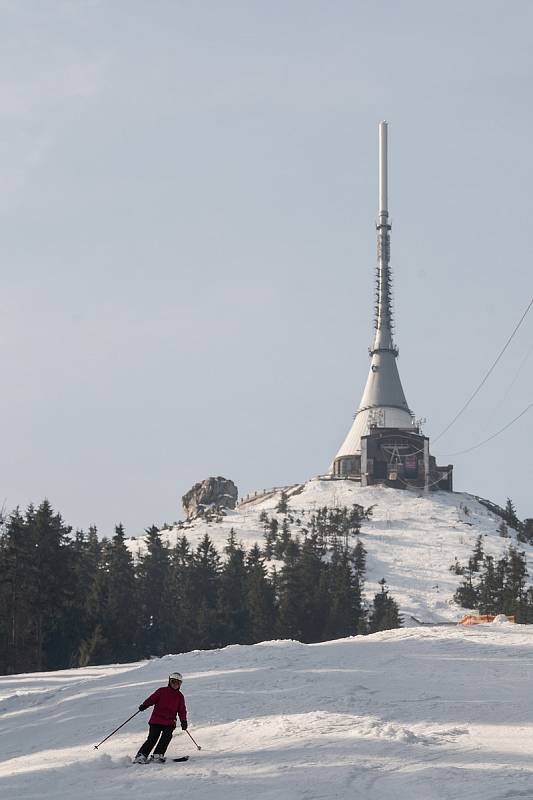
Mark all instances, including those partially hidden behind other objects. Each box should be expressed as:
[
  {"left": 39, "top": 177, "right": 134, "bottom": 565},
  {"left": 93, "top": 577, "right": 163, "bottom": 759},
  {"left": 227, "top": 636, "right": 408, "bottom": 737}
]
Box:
[
  {"left": 2, "top": 628, "right": 533, "bottom": 799},
  {"left": 3, "top": 483, "right": 533, "bottom": 799}
]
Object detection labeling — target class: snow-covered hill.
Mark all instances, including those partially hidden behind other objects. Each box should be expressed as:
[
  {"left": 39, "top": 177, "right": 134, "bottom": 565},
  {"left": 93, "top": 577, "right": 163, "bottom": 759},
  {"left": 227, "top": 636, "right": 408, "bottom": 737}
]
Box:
[
  {"left": 2, "top": 624, "right": 533, "bottom": 800},
  {"left": 130, "top": 480, "right": 533, "bottom": 623}
]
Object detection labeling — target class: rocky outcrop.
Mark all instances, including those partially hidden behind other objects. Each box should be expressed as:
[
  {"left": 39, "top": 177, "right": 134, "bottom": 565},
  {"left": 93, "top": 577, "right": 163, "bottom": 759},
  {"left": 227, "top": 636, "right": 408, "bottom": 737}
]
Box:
[{"left": 182, "top": 477, "right": 238, "bottom": 521}]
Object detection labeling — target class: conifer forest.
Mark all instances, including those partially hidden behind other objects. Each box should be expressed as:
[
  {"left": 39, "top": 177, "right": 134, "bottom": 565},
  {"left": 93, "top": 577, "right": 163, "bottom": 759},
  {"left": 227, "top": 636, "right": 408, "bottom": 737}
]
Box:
[
  {"left": 0, "top": 500, "right": 402, "bottom": 675},
  {"left": 452, "top": 535, "right": 533, "bottom": 621}
]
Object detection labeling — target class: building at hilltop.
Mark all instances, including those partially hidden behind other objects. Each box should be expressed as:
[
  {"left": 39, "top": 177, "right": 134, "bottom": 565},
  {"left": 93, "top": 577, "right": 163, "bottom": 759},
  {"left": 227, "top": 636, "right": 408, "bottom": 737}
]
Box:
[{"left": 330, "top": 123, "right": 453, "bottom": 492}]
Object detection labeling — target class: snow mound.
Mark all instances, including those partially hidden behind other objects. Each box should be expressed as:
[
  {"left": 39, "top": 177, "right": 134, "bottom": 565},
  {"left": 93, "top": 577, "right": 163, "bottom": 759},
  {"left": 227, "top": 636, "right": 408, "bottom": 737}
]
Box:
[{"left": 491, "top": 614, "right": 512, "bottom": 625}]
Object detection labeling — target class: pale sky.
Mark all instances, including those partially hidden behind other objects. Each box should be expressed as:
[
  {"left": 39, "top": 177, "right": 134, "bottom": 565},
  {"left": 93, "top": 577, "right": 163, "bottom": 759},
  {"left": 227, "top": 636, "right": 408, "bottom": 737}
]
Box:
[{"left": 1, "top": 0, "right": 532, "bottom": 535}]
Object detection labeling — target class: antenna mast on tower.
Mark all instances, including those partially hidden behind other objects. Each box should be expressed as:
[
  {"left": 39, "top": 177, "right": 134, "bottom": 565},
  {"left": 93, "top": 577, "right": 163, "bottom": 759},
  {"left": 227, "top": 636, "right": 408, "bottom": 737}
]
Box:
[
  {"left": 330, "top": 121, "right": 413, "bottom": 473},
  {"left": 374, "top": 121, "right": 396, "bottom": 355},
  {"left": 329, "top": 122, "right": 453, "bottom": 492}
]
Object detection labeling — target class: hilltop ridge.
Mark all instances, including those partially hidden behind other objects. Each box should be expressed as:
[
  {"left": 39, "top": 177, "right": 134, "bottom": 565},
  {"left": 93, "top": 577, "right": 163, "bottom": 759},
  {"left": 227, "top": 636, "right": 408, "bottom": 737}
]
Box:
[{"left": 128, "top": 480, "right": 533, "bottom": 624}]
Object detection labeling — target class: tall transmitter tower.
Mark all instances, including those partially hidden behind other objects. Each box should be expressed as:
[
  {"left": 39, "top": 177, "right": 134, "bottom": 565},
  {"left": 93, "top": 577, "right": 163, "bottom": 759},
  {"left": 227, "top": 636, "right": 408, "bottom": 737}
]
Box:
[{"left": 330, "top": 122, "right": 453, "bottom": 492}]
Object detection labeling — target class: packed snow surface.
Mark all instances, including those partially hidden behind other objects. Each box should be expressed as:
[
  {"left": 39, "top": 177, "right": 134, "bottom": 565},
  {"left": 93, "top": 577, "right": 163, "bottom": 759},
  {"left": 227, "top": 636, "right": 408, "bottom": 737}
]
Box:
[{"left": 2, "top": 626, "right": 533, "bottom": 799}]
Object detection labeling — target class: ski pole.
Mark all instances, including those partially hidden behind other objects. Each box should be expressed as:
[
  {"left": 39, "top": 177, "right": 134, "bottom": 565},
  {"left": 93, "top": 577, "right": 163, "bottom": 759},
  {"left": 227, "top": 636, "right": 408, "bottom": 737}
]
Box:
[
  {"left": 185, "top": 729, "right": 202, "bottom": 751},
  {"left": 93, "top": 709, "right": 141, "bottom": 749}
]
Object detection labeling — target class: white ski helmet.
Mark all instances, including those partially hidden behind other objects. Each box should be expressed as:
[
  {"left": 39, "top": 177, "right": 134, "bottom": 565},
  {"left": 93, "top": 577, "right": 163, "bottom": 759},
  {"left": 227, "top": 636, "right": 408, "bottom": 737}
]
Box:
[{"left": 169, "top": 672, "right": 183, "bottom": 682}]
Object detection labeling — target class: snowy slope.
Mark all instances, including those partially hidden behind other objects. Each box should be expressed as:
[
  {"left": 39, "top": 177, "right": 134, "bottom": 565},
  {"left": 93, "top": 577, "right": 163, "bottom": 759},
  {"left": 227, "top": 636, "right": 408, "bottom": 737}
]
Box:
[
  {"left": 2, "top": 625, "right": 533, "bottom": 800},
  {"left": 131, "top": 480, "right": 533, "bottom": 623}
]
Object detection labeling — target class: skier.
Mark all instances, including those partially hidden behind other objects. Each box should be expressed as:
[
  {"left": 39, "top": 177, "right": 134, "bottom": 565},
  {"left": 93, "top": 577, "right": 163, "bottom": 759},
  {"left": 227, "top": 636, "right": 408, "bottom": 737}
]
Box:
[{"left": 133, "top": 671, "right": 188, "bottom": 763}]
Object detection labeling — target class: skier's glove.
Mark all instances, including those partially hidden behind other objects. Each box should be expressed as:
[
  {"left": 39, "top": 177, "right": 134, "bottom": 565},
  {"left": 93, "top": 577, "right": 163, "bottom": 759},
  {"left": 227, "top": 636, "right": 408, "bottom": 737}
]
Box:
[
  {"left": 181, "top": 720, "right": 188, "bottom": 730},
  {"left": 138, "top": 704, "right": 147, "bottom": 711}
]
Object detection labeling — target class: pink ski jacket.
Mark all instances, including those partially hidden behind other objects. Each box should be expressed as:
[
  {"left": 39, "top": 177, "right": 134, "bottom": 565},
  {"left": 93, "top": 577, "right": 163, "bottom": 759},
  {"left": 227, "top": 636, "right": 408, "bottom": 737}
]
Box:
[{"left": 142, "top": 686, "right": 187, "bottom": 727}]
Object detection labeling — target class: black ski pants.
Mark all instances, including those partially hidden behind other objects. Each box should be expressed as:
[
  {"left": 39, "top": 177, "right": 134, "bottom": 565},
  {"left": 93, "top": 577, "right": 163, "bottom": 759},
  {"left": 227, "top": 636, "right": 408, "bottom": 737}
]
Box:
[{"left": 137, "top": 723, "right": 174, "bottom": 757}]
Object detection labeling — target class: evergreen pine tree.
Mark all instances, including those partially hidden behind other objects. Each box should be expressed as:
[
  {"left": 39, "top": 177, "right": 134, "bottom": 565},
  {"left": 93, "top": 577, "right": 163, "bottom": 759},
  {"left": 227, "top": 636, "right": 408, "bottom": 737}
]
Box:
[
  {"left": 353, "top": 539, "right": 367, "bottom": 583},
  {"left": 276, "top": 491, "right": 289, "bottom": 514},
  {"left": 30, "top": 500, "right": 74, "bottom": 671},
  {"left": 0, "top": 509, "right": 38, "bottom": 673},
  {"left": 263, "top": 517, "right": 278, "bottom": 559},
  {"left": 100, "top": 525, "right": 140, "bottom": 663},
  {"left": 296, "top": 535, "right": 328, "bottom": 642},
  {"left": 192, "top": 534, "right": 221, "bottom": 606},
  {"left": 469, "top": 535, "right": 484, "bottom": 572},
  {"left": 477, "top": 555, "right": 499, "bottom": 614},
  {"left": 369, "top": 579, "right": 402, "bottom": 633},
  {"left": 523, "top": 586, "right": 533, "bottom": 623},
  {"left": 324, "top": 540, "right": 363, "bottom": 640},
  {"left": 138, "top": 526, "right": 174, "bottom": 657},
  {"left": 453, "top": 571, "right": 479, "bottom": 609},
  {"left": 502, "top": 546, "right": 528, "bottom": 618},
  {"left": 217, "top": 530, "right": 249, "bottom": 645},
  {"left": 244, "top": 544, "right": 276, "bottom": 643},
  {"left": 168, "top": 535, "right": 195, "bottom": 653},
  {"left": 68, "top": 527, "right": 103, "bottom": 667},
  {"left": 504, "top": 498, "right": 520, "bottom": 531},
  {"left": 277, "top": 538, "right": 303, "bottom": 640},
  {"left": 494, "top": 553, "right": 508, "bottom": 612},
  {"left": 274, "top": 517, "right": 291, "bottom": 560},
  {"left": 190, "top": 534, "right": 221, "bottom": 648}
]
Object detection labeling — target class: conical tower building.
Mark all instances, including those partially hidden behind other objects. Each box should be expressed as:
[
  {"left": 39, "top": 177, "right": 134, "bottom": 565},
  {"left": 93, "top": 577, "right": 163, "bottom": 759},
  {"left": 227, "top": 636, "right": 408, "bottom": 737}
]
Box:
[{"left": 331, "top": 122, "right": 453, "bottom": 491}]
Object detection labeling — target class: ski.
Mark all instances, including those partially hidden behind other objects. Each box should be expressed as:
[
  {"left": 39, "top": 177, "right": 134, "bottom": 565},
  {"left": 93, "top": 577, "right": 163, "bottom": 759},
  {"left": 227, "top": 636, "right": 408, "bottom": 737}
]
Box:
[{"left": 131, "top": 756, "right": 189, "bottom": 765}]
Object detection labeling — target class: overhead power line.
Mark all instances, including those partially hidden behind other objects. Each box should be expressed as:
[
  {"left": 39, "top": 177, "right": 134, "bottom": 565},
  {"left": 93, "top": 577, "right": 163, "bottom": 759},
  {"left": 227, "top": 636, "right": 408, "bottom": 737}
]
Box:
[
  {"left": 482, "top": 340, "right": 533, "bottom": 429},
  {"left": 433, "top": 295, "right": 533, "bottom": 444},
  {"left": 437, "top": 398, "right": 533, "bottom": 457}
]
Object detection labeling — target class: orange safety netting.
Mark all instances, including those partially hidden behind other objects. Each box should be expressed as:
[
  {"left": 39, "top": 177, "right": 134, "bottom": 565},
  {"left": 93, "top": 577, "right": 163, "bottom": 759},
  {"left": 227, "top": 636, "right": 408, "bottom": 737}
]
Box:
[{"left": 458, "top": 614, "right": 515, "bottom": 625}]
